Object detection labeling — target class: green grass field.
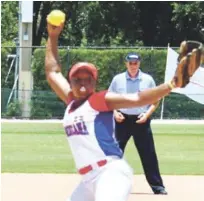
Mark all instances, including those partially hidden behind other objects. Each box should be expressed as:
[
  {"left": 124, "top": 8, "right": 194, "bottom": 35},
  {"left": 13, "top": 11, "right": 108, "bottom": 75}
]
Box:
[{"left": 1, "top": 122, "right": 204, "bottom": 175}]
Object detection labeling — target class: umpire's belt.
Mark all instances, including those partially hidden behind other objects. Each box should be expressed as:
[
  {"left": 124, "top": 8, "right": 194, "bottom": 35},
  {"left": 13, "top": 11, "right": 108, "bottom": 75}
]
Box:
[
  {"left": 120, "top": 112, "right": 140, "bottom": 120},
  {"left": 78, "top": 159, "right": 107, "bottom": 175}
]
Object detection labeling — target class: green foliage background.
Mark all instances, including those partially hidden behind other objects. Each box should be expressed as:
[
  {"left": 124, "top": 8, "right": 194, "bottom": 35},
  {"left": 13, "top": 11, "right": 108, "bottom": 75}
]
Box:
[
  {"left": 2, "top": 47, "right": 204, "bottom": 119},
  {"left": 8, "top": 48, "right": 202, "bottom": 119},
  {"left": 1, "top": 1, "right": 204, "bottom": 119}
]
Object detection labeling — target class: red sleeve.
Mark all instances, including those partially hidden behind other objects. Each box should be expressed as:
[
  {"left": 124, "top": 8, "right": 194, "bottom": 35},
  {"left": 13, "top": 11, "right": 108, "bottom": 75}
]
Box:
[{"left": 88, "top": 90, "right": 111, "bottom": 112}]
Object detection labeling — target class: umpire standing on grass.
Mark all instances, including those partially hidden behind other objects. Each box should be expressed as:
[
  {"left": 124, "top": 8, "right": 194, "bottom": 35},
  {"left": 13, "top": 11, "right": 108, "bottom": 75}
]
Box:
[{"left": 108, "top": 52, "right": 167, "bottom": 195}]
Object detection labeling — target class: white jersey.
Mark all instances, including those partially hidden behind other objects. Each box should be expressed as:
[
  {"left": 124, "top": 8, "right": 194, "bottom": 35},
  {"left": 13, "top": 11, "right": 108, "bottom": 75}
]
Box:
[{"left": 63, "top": 91, "right": 123, "bottom": 170}]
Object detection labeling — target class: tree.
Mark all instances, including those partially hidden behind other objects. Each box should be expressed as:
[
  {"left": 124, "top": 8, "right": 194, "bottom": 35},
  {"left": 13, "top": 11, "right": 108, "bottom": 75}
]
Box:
[
  {"left": 32, "top": 1, "right": 52, "bottom": 46},
  {"left": 33, "top": 1, "right": 88, "bottom": 46},
  {"left": 2, "top": 1, "right": 204, "bottom": 47},
  {"left": 172, "top": 2, "right": 204, "bottom": 44},
  {"left": 85, "top": 1, "right": 143, "bottom": 46},
  {"left": 1, "top": 1, "right": 19, "bottom": 88},
  {"left": 1, "top": 1, "right": 18, "bottom": 44},
  {"left": 138, "top": 2, "right": 175, "bottom": 46}
]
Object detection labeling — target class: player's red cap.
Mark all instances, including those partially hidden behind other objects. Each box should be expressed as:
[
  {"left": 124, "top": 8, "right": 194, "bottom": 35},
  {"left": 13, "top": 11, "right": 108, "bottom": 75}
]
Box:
[{"left": 68, "top": 62, "right": 98, "bottom": 81}]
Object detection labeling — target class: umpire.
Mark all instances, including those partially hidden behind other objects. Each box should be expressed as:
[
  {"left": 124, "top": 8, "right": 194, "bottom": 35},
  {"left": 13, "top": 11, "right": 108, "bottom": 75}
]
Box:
[{"left": 108, "top": 52, "right": 167, "bottom": 195}]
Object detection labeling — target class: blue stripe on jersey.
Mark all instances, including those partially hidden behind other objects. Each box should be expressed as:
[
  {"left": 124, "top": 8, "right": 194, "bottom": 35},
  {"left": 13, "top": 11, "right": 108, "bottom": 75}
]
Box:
[{"left": 94, "top": 112, "right": 123, "bottom": 158}]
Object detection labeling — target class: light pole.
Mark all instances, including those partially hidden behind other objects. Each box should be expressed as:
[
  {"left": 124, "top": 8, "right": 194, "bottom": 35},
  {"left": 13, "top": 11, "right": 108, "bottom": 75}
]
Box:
[{"left": 18, "top": 1, "right": 33, "bottom": 118}]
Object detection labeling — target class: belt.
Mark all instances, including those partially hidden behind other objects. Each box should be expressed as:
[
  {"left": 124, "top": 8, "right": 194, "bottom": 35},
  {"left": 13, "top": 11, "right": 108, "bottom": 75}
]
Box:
[
  {"left": 78, "top": 159, "right": 107, "bottom": 175},
  {"left": 120, "top": 112, "right": 139, "bottom": 117}
]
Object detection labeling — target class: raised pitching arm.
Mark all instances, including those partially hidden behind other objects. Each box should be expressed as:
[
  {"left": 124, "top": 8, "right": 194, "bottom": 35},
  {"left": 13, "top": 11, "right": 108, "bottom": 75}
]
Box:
[{"left": 45, "top": 23, "right": 71, "bottom": 104}]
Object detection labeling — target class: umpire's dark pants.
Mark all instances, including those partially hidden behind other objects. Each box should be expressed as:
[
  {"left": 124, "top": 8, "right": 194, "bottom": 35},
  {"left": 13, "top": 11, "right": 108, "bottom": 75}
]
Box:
[{"left": 115, "top": 112, "right": 164, "bottom": 191}]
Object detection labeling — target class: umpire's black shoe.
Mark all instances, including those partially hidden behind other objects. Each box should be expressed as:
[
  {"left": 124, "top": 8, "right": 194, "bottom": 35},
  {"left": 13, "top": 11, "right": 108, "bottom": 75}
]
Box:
[{"left": 153, "top": 189, "right": 168, "bottom": 195}]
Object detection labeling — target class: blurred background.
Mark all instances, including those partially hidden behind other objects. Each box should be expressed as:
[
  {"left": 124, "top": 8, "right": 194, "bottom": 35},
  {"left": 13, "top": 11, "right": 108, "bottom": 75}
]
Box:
[{"left": 1, "top": 1, "right": 204, "bottom": 119}]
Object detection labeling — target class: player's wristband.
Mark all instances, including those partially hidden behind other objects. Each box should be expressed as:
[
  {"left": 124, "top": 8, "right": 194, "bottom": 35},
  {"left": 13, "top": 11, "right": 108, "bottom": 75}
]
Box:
[{"left": 166, "top": 81, "right": 176, "bottom": 90}]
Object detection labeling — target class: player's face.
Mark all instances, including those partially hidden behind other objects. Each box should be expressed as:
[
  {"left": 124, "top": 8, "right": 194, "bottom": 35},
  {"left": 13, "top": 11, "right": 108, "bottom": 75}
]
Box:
[
  {"left": 126, "top": 61, "right": 140, "bottom": 76},
  {"left": 70, "top": 70, "right": 96, "bottom": 99}
]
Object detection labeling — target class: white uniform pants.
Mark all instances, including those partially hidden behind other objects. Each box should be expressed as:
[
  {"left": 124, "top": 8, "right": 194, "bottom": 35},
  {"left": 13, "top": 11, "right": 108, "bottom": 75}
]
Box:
[{"left": 66, "top": 158, "right": 133, "bottom": 201}]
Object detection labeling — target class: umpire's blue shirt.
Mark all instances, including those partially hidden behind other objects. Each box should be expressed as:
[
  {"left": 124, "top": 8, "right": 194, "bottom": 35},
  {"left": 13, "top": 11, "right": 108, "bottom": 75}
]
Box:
[{"left": 108, "top": 70, "right": 156, "bottom": 115}]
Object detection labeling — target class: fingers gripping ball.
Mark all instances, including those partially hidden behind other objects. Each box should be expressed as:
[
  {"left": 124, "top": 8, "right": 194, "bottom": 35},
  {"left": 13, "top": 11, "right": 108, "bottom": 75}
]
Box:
[
  {"left": 173, "top": 40, "right": 204, "bottom": 88},
  {"left": 47, "top": 10, "right": 66, "bottom": 26}
]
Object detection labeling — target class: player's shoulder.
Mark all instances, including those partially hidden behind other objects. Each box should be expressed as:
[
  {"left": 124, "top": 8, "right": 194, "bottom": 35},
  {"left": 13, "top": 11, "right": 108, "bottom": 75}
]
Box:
[{"left": 88, "top": 90, "right": 111, "bottom": 112}]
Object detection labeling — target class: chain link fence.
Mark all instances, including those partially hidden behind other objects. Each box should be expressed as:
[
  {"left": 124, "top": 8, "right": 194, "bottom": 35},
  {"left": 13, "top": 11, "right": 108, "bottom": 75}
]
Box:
[{"left": 1, "top": 46, "right": 204, "bottom": 119}]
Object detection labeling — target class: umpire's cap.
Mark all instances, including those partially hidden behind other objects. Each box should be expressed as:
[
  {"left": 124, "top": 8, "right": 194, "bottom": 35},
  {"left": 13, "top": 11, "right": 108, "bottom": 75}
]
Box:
[
  {"left": 68, "top": 62, "right": 98, "bottom": 81},
  {"left": 125, "top": 52, "right": 141, "bottom": 62}
]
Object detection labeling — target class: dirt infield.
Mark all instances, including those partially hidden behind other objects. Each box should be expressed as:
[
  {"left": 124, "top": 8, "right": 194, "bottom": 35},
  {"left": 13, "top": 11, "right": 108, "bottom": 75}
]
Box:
[{"left": 1, "top": 174, "right": 204, "bottom": 201}]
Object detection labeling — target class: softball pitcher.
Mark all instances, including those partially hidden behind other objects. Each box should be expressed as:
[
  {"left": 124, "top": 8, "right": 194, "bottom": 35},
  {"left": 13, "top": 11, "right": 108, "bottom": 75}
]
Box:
[{"left": 45, "top": 19, "right": 202, "bottom": 201}]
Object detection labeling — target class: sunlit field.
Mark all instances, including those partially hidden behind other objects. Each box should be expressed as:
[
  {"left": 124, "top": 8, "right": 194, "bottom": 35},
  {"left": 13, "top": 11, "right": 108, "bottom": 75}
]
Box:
[{"left": 2, "top": 122, "right": 204, "bottom": 175}]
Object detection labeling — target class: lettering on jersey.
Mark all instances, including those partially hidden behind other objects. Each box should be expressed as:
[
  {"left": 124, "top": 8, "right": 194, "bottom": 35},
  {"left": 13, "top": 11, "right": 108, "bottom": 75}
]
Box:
[{"left": 65, "top": 116, "right": 89, "bottom": 137}]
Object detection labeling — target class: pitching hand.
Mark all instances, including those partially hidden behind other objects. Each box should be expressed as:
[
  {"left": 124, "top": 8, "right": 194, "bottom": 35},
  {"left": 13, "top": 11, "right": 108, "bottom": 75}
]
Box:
[{"left": 47, "top": 22, "right": 64, "bottom": 38}]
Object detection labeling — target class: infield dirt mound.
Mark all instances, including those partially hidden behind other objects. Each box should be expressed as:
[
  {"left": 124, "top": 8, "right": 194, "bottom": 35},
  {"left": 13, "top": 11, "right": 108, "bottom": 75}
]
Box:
[{"left": 2, "top": 174, "right": 204, "bottom": 201}]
